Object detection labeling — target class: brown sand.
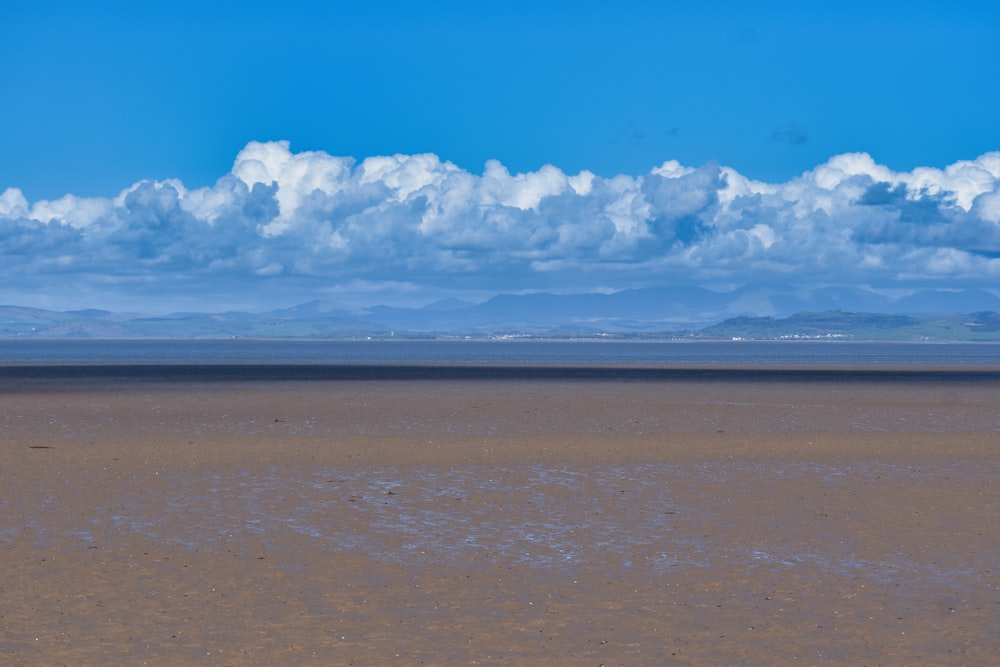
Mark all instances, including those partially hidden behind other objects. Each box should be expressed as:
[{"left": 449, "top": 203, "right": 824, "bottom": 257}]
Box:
[{"left": 1, "top": 373, "right": 998, "bottom": 665}]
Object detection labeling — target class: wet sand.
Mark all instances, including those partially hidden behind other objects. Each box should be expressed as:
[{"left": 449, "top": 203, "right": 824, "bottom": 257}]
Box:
[{"left": 1, "top": 369, "right": 998, "bottom": 665}]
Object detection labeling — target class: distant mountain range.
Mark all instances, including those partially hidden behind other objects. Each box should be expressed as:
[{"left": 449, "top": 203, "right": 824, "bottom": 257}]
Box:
[{"left": 3, "top": 285, "right": 1000, "bottom": 340}]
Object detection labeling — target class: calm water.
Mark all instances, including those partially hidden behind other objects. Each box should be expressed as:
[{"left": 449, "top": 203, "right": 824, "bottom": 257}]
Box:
[{"left": 1, "top": 339, "right": 999, "bottom": 366}]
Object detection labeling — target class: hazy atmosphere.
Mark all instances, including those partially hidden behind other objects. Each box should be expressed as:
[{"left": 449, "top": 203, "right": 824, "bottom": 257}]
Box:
[{"left": 3, "top": 1, "right": 999, "bottom": 314}]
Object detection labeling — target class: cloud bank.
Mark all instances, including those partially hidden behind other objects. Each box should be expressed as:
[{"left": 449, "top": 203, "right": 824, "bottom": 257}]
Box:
[{"left": 3, "top": 141, "right": 1000, "bottom": 311}]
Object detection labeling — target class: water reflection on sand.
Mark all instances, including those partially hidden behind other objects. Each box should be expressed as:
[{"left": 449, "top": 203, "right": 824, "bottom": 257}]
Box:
[{"left": 77, "top": 459, "right": 992, "bottom": 588}]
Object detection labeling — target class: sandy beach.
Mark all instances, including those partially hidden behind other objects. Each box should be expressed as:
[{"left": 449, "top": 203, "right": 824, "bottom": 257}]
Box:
[{"left": 2, "top": 368, "right": 998, "bottom": 665}]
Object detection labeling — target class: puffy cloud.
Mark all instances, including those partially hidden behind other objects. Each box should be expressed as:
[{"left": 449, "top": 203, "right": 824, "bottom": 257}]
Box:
[
  {"left": 0, "top": 188, "right": 29, "bottom": 218},
  {"left": 2, "top": 143, "right": 999, "bottom": 311},
  {"left": 232, "top": 140, "right": 355, "bottom": 235}
]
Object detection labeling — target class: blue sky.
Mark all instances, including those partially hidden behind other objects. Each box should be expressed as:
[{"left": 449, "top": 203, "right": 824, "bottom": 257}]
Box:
[{"left": 2, "top": 1, "right": 999, "bottom": 312}]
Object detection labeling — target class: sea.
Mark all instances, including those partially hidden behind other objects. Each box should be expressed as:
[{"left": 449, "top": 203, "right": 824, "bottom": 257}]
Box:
[{"left": 2, "top": 338, "right": 1000, "bottom": 367}]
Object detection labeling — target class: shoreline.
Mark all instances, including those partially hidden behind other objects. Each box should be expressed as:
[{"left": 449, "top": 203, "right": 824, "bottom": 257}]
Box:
[{"left": 3, "top": 361, "right": 1000, "bottom": 385}]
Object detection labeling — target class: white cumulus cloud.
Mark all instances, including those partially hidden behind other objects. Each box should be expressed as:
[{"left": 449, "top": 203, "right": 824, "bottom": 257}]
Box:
[{"left": 2, "top": 142, "right": 999, "bottom": 311}]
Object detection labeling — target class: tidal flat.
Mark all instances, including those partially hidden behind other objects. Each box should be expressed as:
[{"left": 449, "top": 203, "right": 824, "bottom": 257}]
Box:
[{"left": 2, "top": 369, "right": 998, "bottom": 665}]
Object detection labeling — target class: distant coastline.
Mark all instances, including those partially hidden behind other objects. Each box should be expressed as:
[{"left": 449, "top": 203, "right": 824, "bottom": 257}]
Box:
[{"left": 3, "top": 300, "right": 1000, "bottom": 341}]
